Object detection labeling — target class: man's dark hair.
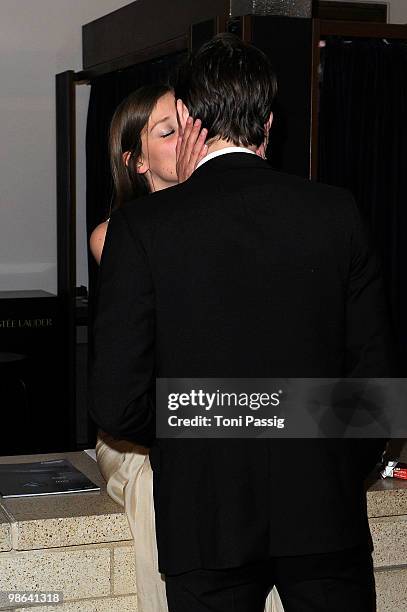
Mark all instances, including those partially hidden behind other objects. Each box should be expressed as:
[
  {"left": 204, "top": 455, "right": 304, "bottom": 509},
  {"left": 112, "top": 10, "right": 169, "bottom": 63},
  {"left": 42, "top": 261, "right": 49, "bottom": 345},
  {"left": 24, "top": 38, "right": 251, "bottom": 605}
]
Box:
[{"left": 175, "top": 33, "right": 277, "bottom": 148}]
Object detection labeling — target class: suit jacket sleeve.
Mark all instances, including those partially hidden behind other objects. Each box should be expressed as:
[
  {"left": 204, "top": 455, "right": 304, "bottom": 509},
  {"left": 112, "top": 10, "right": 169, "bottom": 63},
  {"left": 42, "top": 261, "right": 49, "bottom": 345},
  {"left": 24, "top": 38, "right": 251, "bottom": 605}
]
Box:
[
  {"left": 345, "top": 193, "right": 396, "bottom": 378},
  {"left": 344, "top": 192, "right": 397, "bottom": 477},
  {"left": 87, "top": 207, "right": 156, "bottom": 447}
]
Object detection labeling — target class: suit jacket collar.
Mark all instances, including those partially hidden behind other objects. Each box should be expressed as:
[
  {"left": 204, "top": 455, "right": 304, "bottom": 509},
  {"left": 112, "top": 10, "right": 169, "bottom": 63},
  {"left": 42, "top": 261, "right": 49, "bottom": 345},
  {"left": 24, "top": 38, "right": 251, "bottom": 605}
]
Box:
[
  {"left": 190, "top": 151, "right": 269, "bottom": 180},
  {"left": 195, "top": 147, "right": 256, "bottom": 170}
]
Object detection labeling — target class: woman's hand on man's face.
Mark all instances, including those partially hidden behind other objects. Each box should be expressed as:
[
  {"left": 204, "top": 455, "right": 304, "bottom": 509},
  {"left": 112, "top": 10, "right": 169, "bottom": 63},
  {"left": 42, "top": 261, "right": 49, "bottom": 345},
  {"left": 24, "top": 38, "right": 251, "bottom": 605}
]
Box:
[{"left": 176, "top": 98, "right": 208, "bottom": 183}]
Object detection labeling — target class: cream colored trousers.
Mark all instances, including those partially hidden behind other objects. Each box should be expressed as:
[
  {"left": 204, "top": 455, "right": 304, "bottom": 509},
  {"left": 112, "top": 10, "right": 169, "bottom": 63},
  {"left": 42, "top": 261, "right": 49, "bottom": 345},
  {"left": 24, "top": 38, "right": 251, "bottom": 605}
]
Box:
[{"left": 95, "top": 430, "right": 283, "bottom": 612}]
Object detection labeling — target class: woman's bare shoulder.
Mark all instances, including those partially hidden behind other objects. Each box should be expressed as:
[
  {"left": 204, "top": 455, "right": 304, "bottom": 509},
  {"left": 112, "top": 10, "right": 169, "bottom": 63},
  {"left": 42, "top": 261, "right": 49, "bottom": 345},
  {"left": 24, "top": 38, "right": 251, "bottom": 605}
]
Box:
[{"left": 89, "top": 218, "right": 110, "bottom": 265}]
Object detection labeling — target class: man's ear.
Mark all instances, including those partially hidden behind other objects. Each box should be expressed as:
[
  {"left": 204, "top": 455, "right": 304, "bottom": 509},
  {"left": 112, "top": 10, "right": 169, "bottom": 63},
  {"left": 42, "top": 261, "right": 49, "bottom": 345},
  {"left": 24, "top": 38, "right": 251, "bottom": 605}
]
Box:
[
  {"left": 255, "top": 113, "right": 274, "bottom": 159},
  {"left": 122, "top": 151, "right": 148, "bottom": 174},
  {"left": 266, "top": 111, "right": 273, "bottom": 134}
]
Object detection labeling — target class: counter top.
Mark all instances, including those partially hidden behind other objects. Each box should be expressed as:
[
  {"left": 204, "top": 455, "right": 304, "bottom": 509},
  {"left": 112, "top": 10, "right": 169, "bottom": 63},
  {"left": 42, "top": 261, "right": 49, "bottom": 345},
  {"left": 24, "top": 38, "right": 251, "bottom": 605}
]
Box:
[
  {"left": 367, "top": 474, "right": 407, "bottom": 517},
  {"left": 0, "top": 451, "right": 132, "bottom": 551},
  {"left": 0, "top": 450, "right": 405, "bottom": 611},
  {"left": 0, "top": 450, "right": 406, "bottom": 552}
]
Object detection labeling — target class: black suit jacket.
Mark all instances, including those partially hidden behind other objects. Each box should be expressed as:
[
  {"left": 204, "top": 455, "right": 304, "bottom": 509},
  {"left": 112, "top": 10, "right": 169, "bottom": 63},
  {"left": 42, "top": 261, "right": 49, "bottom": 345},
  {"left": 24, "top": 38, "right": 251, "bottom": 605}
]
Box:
[{"left": 88, "top": 152, "right": 395, "bottom": 574}]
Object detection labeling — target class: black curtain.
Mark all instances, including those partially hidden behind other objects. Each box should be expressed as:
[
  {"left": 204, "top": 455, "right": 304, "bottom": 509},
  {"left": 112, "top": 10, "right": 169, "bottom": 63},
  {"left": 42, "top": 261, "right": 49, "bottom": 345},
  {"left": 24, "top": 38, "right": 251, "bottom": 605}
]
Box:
[
  {"left": 85, "top": 52, "right": 186, "bottom": 443},
  {"left": 318, "top": 37, "right": 407, "bottom": 374}
]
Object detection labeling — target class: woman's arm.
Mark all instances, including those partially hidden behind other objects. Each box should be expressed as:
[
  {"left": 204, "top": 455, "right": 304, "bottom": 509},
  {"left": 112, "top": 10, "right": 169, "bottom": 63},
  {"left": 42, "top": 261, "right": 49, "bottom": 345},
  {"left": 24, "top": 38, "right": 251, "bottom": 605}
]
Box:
[{"left": 89, "top": 220, "right": 109, "bottom": 265}]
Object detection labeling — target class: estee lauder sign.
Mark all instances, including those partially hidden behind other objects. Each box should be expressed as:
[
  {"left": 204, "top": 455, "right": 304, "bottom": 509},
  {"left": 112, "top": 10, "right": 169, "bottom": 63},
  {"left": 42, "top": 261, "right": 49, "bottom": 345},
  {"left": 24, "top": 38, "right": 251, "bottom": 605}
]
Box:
[{"left": 0, "top": 318, "right": 53, "bottom": 329}]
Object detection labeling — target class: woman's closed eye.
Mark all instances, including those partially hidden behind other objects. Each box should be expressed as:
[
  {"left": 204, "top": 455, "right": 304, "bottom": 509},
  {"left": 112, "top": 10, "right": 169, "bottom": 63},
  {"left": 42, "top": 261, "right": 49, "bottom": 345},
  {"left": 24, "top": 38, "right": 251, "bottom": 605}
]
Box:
[{"left": 161, "top": 129, "right": 175, "bottom": 138}]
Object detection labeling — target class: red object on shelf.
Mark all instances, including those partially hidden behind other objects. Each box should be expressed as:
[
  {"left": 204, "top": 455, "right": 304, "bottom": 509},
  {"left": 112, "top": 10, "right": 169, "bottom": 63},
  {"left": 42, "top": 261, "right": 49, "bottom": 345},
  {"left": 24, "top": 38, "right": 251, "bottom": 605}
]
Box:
[{"left": 381, "top": 461, "right": 407, "bottom": 480}]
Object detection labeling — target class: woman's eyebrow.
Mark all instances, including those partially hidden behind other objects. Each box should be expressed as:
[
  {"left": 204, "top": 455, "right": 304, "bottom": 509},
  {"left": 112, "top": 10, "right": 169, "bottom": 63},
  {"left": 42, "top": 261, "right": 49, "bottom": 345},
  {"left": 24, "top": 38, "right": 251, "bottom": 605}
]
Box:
[{"left": 150, "top": 116, "right": 170, "bottom": 131}]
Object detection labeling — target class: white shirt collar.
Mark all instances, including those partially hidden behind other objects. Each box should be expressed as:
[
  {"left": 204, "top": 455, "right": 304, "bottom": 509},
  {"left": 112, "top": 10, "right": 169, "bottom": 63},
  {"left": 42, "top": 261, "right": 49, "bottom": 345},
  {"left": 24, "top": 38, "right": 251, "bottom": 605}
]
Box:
[{"left": 196, "top": 146, "right": 257, "bottom": 170}]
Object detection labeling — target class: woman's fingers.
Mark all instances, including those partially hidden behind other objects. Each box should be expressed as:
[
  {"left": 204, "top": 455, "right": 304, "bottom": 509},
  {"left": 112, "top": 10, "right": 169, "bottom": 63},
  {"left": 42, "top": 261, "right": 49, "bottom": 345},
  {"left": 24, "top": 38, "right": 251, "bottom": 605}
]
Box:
[
  {"left": 183, "top": 118, "right": 202, "bottom": 162},
  {"left": 176, "top": 133, "right": 182, "bottom": 162},
  {"left": 176, "top": 117, "right": 208, "bottom": 182},
  {"left": 176, "top": 117, "right": 201, "bottom": 163},
  {"left": 177, "top": 116, "right": 193, "bottom": 165},
  {"left": 182, "top": 120, "right": 205, "bottom": 166},
  {"left": 176, "top": 99, "right": 191, "bottom": 153},
  {"left": 189, "top": 126, "right": 208, "bottom": 168},
  {"left": 182, "top": 117, "right": 194, "bottom": 154},
  {"left": 197, "top": 141, "right": 209, "bottom": 164},
  {"left": 175, "top": 98, "right": 209, "bottom": 182}
]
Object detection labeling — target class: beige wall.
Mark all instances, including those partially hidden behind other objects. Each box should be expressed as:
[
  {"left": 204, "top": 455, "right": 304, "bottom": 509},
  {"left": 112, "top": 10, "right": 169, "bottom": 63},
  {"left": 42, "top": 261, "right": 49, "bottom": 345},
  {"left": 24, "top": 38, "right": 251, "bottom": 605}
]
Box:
[{"left": 0, "top": 0, "right": 131, "bottom": 293}]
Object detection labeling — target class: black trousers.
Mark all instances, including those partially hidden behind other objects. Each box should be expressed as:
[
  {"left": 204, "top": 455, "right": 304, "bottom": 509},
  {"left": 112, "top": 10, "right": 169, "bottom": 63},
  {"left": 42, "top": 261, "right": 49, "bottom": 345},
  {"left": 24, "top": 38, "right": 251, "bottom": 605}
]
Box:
[{"left": 164, "top": 544, "right": 376, "bottom": 612}]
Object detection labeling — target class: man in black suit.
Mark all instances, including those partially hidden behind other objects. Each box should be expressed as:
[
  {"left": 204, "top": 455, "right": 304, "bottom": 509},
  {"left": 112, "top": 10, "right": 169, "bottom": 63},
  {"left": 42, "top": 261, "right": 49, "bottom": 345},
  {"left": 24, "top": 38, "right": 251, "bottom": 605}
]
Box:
[{"left": 89, "top": 34, "right": 395, "bottom": 611}]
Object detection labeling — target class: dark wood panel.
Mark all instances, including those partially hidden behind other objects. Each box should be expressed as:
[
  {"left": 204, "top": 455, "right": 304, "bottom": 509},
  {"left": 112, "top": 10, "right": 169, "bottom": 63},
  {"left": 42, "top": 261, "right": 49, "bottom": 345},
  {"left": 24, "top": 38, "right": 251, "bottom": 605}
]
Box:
[
  {"left": 82, "top": 0, "right": 229, "bottom": 70},
  {"left": 56, "top": 71, "right": 76, "bottom": 302},
  {"left": 55, "top": 70, "right": 77, "bottom": 450},
  {"left": 310, "top": 18, "right": 321, "bottom": 180},
  {"left": 320, "top": 19, "right": 407, "bottom": 38},
  {"left": 77, "top": 36, "right": 187, "bottom": 82},
  {"left": 315, "top": 1, "right": 387, "bottom": 23}
]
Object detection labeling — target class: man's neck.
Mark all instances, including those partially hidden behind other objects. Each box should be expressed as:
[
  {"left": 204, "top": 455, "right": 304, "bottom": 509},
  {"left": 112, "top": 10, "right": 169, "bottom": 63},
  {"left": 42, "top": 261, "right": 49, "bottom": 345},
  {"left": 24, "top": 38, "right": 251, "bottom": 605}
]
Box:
[{"left": 206, "top": 138, "right": 257, "bottom": 156}]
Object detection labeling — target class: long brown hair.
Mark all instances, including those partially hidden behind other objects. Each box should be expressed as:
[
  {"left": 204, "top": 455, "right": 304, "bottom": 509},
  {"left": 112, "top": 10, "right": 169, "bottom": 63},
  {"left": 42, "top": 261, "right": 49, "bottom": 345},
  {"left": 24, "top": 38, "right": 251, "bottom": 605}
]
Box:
[{"left": 109, "top": 84, "right": 173, "bottom": 211}]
